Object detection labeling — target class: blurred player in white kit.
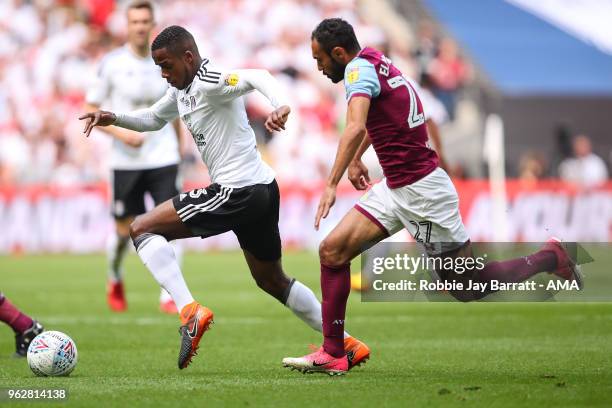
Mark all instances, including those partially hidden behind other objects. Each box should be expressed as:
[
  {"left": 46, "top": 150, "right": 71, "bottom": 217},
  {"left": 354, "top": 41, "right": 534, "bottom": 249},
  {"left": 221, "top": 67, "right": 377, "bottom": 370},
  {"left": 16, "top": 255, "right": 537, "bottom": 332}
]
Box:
[{"left": 85, "top": 1, "right": 183, "bottom": 314}]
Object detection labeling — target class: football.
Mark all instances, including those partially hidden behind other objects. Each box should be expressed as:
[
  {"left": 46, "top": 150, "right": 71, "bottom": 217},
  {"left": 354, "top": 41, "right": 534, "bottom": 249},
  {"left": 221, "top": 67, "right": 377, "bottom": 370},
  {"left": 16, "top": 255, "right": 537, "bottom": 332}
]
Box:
[{"left": 26, "top": 331, "right": 78, "bottom": 377}]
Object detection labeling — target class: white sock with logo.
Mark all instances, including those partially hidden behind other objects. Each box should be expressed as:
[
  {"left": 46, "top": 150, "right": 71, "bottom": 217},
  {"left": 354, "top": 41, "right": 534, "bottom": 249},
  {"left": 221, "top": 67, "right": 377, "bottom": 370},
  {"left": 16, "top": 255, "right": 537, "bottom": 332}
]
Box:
[
  {"left": 136, "top": 234, "right": 194, "bottom": 311},
  {"left": 285, "top": 280, "right": 349, "bottom": 338}
]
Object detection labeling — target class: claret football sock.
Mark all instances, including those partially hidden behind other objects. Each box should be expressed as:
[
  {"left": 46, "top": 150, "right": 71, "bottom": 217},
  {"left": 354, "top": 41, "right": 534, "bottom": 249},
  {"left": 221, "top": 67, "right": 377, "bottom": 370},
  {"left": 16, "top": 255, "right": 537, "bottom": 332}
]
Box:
[
  {"left": 134, "top": 233, "right": 194, "bottom": 311},
  {"left": 0, "top": 295, "right": 34, "bottom": 334},
  {"left": 107, "top": 233, "right": 130, "bottom": 282},
  {"left": 321, "top": 263, "right": 351, "bottom": 358},
  {"left": 285, "top": 279, "right": 350, "bottom": 338},
  {"left": 462, "top": 250, "right": 559, "bottom": 299},
  {"left": 478, "top": 250, "right": 557, "bottom": 284}
]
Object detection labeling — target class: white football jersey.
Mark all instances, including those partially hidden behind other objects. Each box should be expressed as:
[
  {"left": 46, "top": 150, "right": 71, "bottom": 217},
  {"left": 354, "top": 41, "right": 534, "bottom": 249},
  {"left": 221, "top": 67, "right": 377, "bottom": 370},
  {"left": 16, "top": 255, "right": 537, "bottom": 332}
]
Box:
[
  {"left": 86, "top": 45, "right": 179, "bottom": 170},
  {"left": 117, "top": 60, "right": 281, "bottom": 188}
]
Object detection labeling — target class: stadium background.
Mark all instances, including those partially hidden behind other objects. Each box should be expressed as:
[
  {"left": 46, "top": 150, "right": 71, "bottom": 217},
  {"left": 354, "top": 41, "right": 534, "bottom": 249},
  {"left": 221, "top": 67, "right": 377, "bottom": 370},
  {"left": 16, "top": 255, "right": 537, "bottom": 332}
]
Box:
[
  {"left": 0, "top": 0, "right": 610, "bottom": 253},
  {"left": 1, "top": 1, "right": 612, "bottom": 407}
]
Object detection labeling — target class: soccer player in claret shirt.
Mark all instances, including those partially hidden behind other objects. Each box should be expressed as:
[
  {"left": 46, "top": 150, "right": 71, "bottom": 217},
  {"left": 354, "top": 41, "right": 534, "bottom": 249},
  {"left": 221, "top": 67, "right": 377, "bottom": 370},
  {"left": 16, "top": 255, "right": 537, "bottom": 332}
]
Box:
[
  {"left": 0, "top": 292, "right": 44, "bottom": 357},
  {"left": 282, "top": 18, "right": 581, "bottom": 375},
  {"left": 80, "top": 25, "right": 369, "bottom": 370},
  {"left": 85, "top": 1, "right": 183, "bottom": 314}
]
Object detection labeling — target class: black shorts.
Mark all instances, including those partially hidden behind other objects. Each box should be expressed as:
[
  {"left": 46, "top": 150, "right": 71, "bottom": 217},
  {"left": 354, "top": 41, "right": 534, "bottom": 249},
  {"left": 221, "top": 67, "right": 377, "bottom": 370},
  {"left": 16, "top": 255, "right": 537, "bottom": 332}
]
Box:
[
  {"left": 112, "top": 164, "right": 179, "bottom": 219},
  {"left": 172, "top": 180, "right": 281, "bottom": 262}
]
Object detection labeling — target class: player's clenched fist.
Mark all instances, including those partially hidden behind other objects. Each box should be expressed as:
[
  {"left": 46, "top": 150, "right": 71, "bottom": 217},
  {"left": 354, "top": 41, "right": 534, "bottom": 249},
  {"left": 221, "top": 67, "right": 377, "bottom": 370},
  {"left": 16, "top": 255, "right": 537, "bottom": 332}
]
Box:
[
  {"left": 347, "top": 160, "right": 371, "bottom": 190},
  {"left": 79, "top": 110, "right": 117, "bottom": 138},
  {"left": 264, "top": 105, "right": 291, "bottom": 132}
]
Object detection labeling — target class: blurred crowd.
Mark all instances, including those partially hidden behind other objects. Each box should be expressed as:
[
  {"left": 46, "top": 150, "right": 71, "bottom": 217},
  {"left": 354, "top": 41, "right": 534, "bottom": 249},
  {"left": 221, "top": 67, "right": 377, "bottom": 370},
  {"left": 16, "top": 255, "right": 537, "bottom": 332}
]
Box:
[
  {"left": 0, "top": 0, "right": 483, "bottom": 187},
  {"left": 0, "top": 0, "right": 370, "bottom": 186},
  {"left": 520, "top": 133, "right": 609, "bottom": 188}
]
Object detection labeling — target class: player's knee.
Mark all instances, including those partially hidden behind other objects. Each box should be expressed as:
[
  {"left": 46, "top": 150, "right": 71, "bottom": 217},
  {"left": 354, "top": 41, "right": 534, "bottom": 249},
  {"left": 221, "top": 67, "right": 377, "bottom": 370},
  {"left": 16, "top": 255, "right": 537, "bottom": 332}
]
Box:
[
  {"left": 319, "top": 238, "right": 348, "bottom": 266},
  {"left": 129, "top": 216, "right": 148, "bottom": 241}
]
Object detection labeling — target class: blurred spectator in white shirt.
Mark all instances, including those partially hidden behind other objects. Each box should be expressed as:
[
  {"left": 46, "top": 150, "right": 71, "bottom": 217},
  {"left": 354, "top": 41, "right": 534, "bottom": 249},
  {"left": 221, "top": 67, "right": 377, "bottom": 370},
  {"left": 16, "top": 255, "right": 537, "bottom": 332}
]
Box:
[{"left": 559, "top": 134, "right": 609, "bottom": 188}]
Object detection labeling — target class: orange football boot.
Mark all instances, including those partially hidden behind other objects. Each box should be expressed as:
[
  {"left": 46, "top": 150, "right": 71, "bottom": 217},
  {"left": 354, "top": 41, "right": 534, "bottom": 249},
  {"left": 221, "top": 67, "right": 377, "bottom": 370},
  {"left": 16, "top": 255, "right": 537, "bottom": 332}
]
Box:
[
  {"left": 177, "top": 302, "right": 214, "bottom": 369},
  {"left": 344, "top": 336, "right": 370, "bottom": 369}
]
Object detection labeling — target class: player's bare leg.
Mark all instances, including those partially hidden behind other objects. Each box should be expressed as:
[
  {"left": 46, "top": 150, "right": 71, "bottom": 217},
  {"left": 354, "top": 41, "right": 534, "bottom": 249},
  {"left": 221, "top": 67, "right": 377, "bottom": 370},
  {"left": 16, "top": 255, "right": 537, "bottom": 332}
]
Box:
[
  {"left": 242, "top": 250, "right": 292, "bottom": 302},
  {"left": 106, "top": 217, "right": 133, "bottom": 312},
  {"left": 129, "top": 199, "right": 213, "bottom": 369},
  {"left": 243, "top": 249, "right": 370, "bottom": 369},
  {"left": 283, "top": 208, "right": 384, "bottom": 374}
]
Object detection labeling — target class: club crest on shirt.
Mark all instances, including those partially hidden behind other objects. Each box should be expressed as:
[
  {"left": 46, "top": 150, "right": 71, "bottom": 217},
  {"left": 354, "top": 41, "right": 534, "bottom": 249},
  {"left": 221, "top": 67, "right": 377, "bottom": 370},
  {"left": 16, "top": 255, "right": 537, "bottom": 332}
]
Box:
[
  {"left": 225, "top": 73, "right": 239, "bottom": 87},
  {"left": 347, "top": 67, "right": 360, "bottom": 84}
]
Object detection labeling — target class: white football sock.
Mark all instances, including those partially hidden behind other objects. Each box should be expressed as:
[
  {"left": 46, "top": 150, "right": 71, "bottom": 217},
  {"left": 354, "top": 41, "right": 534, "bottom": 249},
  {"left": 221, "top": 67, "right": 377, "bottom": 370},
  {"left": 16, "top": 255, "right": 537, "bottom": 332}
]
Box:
[
  {"left": 107, "top": 233, "right": 129, "bottom": 282},
  {"left": 136, "top": 234, "right": 194, "bottom": 311},
  {"left": 159, "top": 241, "right": 184, "bottom": 302},
  {"left": 285, "top": 280, "right": 349, "bottom": 338},
  {"left": 159, "top": 288, "right": 173, "bottom": 303},
  {"left": 171, "top": 240, "right": 184, "bottom": 266}
]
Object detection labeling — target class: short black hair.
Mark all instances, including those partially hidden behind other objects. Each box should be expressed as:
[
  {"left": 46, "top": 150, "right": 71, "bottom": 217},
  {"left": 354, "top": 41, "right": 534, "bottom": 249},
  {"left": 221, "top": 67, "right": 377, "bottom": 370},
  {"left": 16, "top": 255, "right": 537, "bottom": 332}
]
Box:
[
  {"left": 311, "top": 18, "right": 360, "bottom": 55},
  {"left": 151, "top": 25, "right": 198, "bottom": 56}
]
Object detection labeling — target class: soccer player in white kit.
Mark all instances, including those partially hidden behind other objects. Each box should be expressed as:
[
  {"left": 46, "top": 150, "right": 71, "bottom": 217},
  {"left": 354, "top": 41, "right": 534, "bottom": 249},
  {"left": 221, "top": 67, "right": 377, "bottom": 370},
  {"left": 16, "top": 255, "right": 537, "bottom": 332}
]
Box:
[
  {"left": 85, "top": 1, "right": 182, "bottom": 314},
  {"left": 80, "top": 25, "right": 370, "bottom": 370}
]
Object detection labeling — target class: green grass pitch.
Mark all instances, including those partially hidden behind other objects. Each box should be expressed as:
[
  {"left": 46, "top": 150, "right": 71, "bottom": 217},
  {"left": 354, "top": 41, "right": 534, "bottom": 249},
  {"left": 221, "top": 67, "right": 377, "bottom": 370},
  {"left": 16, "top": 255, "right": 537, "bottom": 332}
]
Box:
[{"left": 1, "top": 251, "right": 611, "bottom": 407}]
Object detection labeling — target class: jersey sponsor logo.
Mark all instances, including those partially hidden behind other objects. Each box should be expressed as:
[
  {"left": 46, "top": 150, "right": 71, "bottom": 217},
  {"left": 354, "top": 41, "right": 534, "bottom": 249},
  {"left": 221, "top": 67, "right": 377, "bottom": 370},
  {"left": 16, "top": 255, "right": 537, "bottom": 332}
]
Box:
[
  {"left": 194, "top": 133, "right": 206, "bottom": 148},
  {"left": 347, "top": 67, "right": 360, "bottom": 84},
  {"left": 225, "top": 73, "right": 239, "bottom": 87}
]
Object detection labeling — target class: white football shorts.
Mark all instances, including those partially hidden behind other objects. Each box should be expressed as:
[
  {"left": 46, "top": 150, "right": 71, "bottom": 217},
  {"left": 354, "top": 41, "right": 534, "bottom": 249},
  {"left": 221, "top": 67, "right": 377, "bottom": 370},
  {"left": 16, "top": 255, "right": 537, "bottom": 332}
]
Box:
[{"left": 354, "top": 167, "right": 469, "bottom": 254}]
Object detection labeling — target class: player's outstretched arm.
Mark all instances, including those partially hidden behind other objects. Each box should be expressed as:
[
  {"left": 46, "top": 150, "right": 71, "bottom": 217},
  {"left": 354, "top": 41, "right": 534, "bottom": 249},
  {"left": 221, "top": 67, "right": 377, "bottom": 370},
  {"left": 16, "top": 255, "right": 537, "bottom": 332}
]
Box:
[
  {"left": 315, "top": 96, "right": 370, "bottom": 230},
  {"left": 83, "top": 103, "right": 144, "bottom": 147},
  {"left": 80, "top": 89, "right": 178, "bottom": 138}
]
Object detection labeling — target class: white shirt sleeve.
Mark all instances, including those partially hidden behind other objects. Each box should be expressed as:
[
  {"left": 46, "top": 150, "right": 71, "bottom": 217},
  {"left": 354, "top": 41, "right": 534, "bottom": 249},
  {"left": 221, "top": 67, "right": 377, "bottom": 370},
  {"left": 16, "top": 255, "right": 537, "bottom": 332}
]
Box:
[
  {"left": 205, "top": 69, "right": 289, "bottom": 108},
  {"left": 86, "top": 58, "right": 111, "bottom": 106},
  {"left": 114, "top": 87, "right": 179, "bottom": 131}
]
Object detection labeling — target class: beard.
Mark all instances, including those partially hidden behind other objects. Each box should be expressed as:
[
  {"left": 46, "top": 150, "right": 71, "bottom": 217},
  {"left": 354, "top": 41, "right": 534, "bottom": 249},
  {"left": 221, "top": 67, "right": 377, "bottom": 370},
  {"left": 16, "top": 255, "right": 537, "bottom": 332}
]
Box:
[{"left": 328, "top": 58, "right": 346, "bottom": 83}]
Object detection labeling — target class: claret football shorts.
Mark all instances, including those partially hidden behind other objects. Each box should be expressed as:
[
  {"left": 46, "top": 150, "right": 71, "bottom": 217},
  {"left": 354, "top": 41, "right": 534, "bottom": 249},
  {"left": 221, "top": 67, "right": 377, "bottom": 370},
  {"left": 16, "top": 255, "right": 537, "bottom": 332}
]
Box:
[
  {"left": 354, "top": 167, "right": 469, "bottom": 255},
  {"left": 172, "top": 180, "right": 281, "bottom": 261}
]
